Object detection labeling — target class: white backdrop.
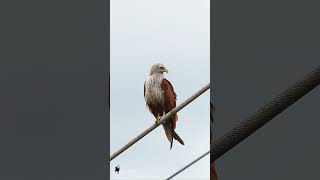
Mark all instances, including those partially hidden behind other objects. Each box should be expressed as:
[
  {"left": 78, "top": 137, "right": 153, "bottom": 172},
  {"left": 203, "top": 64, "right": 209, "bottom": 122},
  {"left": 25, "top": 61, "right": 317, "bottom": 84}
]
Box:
[{"left": 110, "top": 0, "right": 210, "bottom": 179}]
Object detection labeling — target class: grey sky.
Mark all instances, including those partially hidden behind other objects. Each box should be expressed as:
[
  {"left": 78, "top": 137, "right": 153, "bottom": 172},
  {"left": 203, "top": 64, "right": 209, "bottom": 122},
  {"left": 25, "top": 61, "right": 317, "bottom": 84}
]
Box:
[{"left": 110, "top": 0, "right": 210, "bottom": 179}]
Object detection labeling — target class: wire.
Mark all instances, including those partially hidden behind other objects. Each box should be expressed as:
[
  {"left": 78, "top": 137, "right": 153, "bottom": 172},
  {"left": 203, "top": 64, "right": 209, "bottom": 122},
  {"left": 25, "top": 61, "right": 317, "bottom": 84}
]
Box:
[
  {"left": 110, "top": 83, "right": 210, "bottom": 161},
  {"left": 166, "top": 151, "right": 210, "bottom": 180},
  {"left": 165, "top": 102, "right": 215, "bottom": 179},
  {"left": 211, "top": 65, "right": 320, "bottom": 162}
]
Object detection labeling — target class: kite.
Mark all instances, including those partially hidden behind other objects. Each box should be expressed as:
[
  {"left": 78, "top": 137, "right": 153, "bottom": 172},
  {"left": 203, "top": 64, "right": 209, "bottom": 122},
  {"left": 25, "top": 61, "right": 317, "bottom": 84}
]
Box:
[{"left": 144, "top": 63, "right": 184, "bottom": 149}]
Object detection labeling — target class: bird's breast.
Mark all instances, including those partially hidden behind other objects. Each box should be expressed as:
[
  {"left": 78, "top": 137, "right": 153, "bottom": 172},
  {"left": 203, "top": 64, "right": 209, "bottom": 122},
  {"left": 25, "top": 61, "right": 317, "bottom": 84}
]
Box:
[{"left": 145, "top": 76, "right": 164, "bottom": 106}]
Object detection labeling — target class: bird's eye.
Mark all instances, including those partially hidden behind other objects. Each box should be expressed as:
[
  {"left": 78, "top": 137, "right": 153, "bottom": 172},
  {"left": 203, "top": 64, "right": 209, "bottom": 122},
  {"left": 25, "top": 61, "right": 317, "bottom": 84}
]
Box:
[{"left": 160, "top": 67, "right": 164, "bottom": 69}]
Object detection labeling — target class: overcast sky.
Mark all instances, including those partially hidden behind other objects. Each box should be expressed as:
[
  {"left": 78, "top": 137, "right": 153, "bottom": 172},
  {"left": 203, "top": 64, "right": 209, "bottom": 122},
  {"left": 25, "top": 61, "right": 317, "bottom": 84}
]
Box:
[{"left": 110, "top": 0, "right": 210, "bottom": 179}]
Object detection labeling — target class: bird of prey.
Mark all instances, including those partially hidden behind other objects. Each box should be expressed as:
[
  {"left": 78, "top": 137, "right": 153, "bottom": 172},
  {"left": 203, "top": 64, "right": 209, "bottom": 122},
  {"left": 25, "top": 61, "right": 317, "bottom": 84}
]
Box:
[{"left": 144, "top": 63, "right": 184, "bottom": 149}]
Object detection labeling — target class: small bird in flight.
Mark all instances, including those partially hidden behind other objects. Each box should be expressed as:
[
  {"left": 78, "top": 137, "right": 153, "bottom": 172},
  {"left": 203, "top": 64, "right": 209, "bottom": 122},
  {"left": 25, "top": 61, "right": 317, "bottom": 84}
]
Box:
[
  {"left": 115, "top": 165, "right": 120, "bottom": 174},
  {"left": 144, "top": 63, "right": 184, "bottom": 149}
]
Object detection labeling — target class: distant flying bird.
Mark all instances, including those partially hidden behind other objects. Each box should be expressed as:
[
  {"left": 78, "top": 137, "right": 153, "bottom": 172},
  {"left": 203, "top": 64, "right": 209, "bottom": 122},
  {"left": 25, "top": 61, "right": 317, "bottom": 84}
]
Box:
[
  {"left": 115, "top": 165, "right": 120, "bottom": 174},
  {"left": 144, "top": 63, "right": 184, "bottom": 149}
]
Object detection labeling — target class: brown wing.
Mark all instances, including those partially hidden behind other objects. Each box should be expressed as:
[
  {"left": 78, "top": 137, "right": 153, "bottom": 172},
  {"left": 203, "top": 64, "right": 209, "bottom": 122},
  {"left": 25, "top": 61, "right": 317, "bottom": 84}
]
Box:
[
  {"left": 161, "top": 79, "right": 178, "bottom": 128},
  {"left": 161, "top": 79, "right": 176, "bottom": 111}
]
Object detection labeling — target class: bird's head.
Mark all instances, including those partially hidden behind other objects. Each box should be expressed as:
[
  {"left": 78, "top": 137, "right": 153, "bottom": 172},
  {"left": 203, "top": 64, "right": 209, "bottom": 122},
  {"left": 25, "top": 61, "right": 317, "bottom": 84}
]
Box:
[{"left": 149, "top": 63, "right": 168, "bottom": 75}]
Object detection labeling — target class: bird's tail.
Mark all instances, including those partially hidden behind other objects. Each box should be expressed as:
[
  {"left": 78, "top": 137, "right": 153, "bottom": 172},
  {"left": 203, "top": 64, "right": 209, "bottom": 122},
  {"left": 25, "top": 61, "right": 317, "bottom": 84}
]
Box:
[
  {"left": 163, "top": 123, "right": 173, "bottom": 147},
  {"left": 169, "top": 131, "right": 184, "bottom": 150},
  {"left": 163, "top": 120, "right": 184, "bottom": 150},
  {"left": 173, "top": 131, "right": 184, "bottom": 145}
]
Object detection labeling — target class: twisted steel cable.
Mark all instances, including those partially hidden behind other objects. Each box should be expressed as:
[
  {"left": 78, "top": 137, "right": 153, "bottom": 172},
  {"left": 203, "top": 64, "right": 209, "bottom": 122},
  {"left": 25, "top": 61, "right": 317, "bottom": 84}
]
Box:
[{"left": 211, "top": 65, "right": 320, "bottom": 162}]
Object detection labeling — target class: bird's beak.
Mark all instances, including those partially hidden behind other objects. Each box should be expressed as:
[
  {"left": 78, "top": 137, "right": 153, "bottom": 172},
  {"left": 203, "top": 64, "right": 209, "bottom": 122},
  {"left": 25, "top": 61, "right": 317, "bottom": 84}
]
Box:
[{"left": 164, "top": 68, "right": 168, "bottom": 73}]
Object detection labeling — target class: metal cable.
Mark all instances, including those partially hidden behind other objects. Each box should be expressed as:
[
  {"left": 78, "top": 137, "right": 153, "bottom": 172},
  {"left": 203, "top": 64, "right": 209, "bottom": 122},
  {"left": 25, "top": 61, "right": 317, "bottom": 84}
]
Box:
[
  {"left": 211, "top": 65, "right": 320, "bottom": 162},
  {"left": 110, "top": 83, "right": 210, "bottom": 161},
  {"left": 165, "top": 102, "right": 215, "bottom": 179},
  {"left": 166, "top": 151, "right": 210, "bottom": 180}
]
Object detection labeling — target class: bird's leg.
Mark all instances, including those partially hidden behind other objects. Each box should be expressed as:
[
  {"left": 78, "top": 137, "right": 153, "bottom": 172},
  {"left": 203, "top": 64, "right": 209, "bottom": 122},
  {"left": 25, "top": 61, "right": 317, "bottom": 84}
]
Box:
[
  {"left": 156, "top": 113, "right": 161, "bottom": 125},
  {"left": 156, "top": 112, "right": 167, "bottom": 125}
]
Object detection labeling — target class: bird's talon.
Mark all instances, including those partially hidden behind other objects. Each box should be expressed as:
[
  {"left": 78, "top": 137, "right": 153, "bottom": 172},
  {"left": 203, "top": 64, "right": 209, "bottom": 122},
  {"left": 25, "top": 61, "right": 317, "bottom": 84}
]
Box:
[{"left": 156, "top": 114, "right": 162, "bottom": 124}]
